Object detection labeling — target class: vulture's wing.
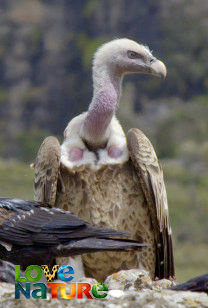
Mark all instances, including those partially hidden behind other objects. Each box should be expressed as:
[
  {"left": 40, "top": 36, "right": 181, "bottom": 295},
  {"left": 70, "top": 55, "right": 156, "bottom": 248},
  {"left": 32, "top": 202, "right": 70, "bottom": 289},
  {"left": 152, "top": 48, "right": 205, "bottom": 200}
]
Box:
[
  {"left": 127, "top": 128, "right": 174, "bottom": 279},
  {"left": 33, "top": 136, "right": 62, "bottom": 205}
]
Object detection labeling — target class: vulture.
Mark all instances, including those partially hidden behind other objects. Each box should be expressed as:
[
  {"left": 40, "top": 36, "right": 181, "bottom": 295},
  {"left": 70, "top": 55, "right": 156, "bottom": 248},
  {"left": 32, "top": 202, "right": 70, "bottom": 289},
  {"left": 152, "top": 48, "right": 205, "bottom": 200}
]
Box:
[
  {"left": 0, "top": 198, "right": 146, "bottom": 270},
  {"left": 33, "top": 38, "right": 174, "bottom": 281},
  {"left": 169, "top": 273, "right": 208, "bottom": 294}
]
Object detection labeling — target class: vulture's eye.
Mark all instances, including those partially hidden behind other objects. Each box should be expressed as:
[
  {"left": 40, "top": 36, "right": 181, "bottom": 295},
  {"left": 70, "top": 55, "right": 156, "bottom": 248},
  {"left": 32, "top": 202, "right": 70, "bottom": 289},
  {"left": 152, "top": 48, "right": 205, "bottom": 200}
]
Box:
[{"left": 127, "top": 50, "right": 142, "bottom": 59}]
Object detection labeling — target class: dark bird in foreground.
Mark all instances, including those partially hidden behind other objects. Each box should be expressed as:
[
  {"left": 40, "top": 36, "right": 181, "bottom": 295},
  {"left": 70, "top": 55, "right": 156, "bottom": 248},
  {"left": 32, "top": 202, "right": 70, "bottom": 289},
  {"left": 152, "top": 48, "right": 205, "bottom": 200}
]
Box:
[
  {"left": 0, "top": 198, "right": 147, "bottom": 270},
  {"left": 169, "top": 273, "right": 208, "bottom": 294}
]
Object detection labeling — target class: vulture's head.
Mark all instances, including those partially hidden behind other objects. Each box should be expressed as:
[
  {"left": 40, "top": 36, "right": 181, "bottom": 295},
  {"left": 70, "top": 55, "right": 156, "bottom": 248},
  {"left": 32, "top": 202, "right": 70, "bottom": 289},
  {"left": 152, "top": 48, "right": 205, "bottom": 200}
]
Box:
[
  {"left": 93, "top": 38, "right": 166, "bottom": 79},
  {"left": 62, "top": 38, "right": 167, "bottom": 165}
]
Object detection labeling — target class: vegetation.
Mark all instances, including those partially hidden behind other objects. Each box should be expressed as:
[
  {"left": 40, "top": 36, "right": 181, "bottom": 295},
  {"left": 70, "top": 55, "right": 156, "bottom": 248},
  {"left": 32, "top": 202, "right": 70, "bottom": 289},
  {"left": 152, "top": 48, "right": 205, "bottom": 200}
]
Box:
[
  {"left": 1, "top": 0, "right": 208, "bottom": 158},
  {"left": 0, "top": 160, "right": 33, "bottom": 199}
]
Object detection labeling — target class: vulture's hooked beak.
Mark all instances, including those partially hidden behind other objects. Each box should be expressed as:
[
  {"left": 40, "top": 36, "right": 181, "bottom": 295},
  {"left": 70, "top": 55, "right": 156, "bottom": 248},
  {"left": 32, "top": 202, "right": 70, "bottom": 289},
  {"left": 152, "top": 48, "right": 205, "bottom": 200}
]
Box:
[{"left": 148, "top": 58, "right": 167, "bottom": 79}]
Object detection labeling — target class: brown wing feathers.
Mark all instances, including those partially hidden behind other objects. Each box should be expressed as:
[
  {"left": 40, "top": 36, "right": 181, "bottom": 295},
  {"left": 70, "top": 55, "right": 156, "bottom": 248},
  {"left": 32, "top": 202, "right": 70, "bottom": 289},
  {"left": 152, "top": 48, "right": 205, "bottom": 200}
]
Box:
[
  {"left": 127, "top": 128, "right": 174, "bottom": 279},
  {"left": 34, "top": 136, "right": 61, "bottom": 205}
]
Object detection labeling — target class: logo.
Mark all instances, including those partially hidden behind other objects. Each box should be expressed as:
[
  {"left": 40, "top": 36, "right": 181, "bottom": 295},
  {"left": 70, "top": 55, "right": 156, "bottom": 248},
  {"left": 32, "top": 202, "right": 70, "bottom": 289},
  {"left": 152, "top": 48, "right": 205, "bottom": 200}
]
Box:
[
  {"left": 41, "top": 265, "right": 59, "bottom": 282},
  {"left": 15, "top": 265, "right": 108, "bottom": 299}
]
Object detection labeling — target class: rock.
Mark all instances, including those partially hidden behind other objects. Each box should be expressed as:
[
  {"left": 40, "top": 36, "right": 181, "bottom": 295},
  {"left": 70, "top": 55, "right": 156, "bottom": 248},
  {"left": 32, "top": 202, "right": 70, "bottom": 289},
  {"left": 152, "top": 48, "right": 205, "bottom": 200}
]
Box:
[
  {"left": 153, "top": 278, "right": 176, "bottom": 290},
  {"left": 104, "top": 269, "right": 152, "bottom": 291},
  {"left": 76, "top": 277, "right": 98, "bottom": 285},
  {"left": 0, "top": 270, "right": 208, "bottom": 308},
  {"left": 108, "top": 289, "right": 125, "bottom": 298}
]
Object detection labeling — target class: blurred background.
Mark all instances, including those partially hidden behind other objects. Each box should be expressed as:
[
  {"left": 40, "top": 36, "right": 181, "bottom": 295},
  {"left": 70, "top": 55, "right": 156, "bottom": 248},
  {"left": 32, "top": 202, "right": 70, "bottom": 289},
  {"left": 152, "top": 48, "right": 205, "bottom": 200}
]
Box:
[{"left": 0, "top": 0, "right": 207, "bottom": 282}]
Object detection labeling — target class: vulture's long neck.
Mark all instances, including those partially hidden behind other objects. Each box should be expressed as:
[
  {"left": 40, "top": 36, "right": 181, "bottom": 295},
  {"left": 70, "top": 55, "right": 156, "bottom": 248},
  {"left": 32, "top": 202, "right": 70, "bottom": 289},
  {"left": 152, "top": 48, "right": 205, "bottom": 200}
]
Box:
[{"left": 82, "top": 65, "right": 122, "bottom": 146}]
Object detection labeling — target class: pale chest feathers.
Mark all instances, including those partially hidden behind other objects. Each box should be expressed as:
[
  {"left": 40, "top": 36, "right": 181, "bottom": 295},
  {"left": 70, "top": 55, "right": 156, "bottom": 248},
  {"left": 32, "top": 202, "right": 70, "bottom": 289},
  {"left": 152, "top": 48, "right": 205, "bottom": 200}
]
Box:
[
  {"left": 56, "top": 162, "right": 156, "bottom": 279},
  {"left": 56, "top": 162, "right": 153, "bottom": 241}
]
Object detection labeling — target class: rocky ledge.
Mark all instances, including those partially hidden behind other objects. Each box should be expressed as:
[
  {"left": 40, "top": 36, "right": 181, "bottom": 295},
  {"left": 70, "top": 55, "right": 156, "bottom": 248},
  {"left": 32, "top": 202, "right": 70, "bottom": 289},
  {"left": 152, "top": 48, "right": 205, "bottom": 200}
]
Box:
[{"left": 0, "top": 270, "right": 207, "bottom": 308}]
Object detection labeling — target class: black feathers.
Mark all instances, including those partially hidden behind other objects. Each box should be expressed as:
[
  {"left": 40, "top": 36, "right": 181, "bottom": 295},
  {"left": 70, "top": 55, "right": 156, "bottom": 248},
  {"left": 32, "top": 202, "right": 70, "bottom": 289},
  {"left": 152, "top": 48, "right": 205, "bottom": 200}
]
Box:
[
  {"left": 169, "top": 273, "right": 208, "bottom": 294},
  {"left": 0, "top": 198, "right": 147, "bottom": 269}
]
